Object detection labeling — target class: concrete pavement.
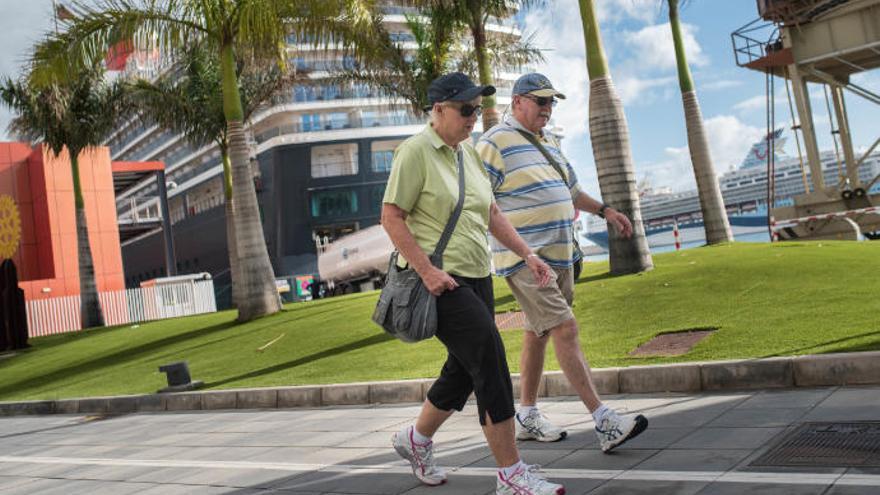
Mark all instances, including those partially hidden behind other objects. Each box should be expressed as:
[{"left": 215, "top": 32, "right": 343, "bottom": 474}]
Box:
[{"left": 1, "top": 385, "right": 879, "bottom": 494}]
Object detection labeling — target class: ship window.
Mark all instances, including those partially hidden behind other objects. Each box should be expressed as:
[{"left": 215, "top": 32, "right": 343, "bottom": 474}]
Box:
[
  {"left": 326, "top": 112, "right": 349, "bottom": 129},
  {"left": 370, "top": 186, "right": 385, "bottom": 212},
  {"left": 301, "top": 113, "right": 321, "bottom": 132},
  {"left": 311, "top": 143, "right": 358, "bottom": 178},
  {"left": 311, "top": 190, "right": 359, "bottom": 217},
  {"left": 371, "top": 140, "right": 401, "bottom": 173}
]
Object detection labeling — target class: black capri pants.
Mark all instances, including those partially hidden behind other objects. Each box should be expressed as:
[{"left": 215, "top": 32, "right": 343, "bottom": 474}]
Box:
[{"left": 426, "top": 275, "right": 515, "bottom": 426}]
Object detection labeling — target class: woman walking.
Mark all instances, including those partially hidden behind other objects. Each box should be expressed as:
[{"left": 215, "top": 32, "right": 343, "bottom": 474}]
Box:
[{"left": 382, "top": 72, "right": 565, "bottom": 495}]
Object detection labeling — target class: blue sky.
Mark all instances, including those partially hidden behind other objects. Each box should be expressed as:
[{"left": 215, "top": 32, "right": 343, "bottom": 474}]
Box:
[
  {"left": 523, "top": 0, "right": 879, "bottom": 197},
  {"left": 1, "top": 0, "right": 877, "bottom": 198}
]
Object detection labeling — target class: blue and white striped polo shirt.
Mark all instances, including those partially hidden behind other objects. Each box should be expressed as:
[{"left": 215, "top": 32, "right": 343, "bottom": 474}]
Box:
[{"left": 476, "top": 117, "right": 582, "bottom": 277}]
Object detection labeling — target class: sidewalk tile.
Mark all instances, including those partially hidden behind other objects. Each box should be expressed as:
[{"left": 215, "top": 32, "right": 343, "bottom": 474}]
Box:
[
  {"left": 695, "top": 482, "right": 829, "bottom": 494},
  {"left": 269, "top": 470, "right": 422, "bottom": 494},
  {"left": 586, "top": 479, "right": 707, "bottom": 494},
  {"left": 548, "top": 448, "right": 659, "bottom": 470},
  {"left": 633, "top": 448, "right": 752, "bottom": 471},
  {"left": 708, "top": 407, "right": 810, "bottom": 427},
  {"left": 671, "top": 427, "right": 784, "bottom": 450}
]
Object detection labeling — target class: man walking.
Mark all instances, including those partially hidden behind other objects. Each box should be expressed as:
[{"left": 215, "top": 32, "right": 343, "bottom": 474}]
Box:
[{"left": 476, "top": 73, "right": 648, "bottom": 452}]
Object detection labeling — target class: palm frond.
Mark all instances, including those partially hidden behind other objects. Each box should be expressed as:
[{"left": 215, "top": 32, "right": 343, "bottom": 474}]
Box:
[
  {"left": 125, "top": 44, "right": 297, "bottom": 151},
  {"left": 1, "top": 65, "right": 124, "bottom": 158},
  {"left": 453, "top": 30, "right": 545, "bottom": 80},
  {"left": 31, "top": 0, "right": 210, "bottom": 87},
  {"left": 332, "top": 3, "right": 464, "bottom": 113}
]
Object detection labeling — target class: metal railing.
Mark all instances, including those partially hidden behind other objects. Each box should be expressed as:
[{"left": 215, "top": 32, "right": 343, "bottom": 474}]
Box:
[{"left": 731, "top": 17, "right": 782, "bottom": 67}]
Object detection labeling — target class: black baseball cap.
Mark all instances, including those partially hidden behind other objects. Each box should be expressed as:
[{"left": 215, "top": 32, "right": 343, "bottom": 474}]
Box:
[{"left": 426, "top": 72, "right": 495, "bottom": 108}]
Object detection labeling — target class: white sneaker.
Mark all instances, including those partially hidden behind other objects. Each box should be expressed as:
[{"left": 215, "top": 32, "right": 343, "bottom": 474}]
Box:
[
  {"left": 392, "top": 426, "right": 447, "bottom": 486},
  {"left": 497, "top": 464, "right": 565, "bottom": 495},
  {"left": 515, "top": 409, "right": 568, "bottom": 442},
  {"left": 595, "top": 409, "right": 648, "bottom": 453}
]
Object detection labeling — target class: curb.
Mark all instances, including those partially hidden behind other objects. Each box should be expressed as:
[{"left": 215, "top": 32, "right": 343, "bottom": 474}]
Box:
[{"left": 2, "top": 350, "right": 878, "bottom": 416}]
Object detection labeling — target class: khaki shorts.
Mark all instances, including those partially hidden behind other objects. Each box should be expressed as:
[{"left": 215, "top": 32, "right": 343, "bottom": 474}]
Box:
[{"left": 506, "top": 266, "right": 575, "bottom": 337}]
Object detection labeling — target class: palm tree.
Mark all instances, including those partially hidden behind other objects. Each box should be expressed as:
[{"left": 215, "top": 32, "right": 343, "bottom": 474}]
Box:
[
  {"left": 1, "top": 66, "right": 123, "bottom": 328},
  {"left": 126, "top": 46, "right": 293, "bottom": 309},
  {"left": 338, "top": 3, "right": 461, "bottom": 114},
  {"left": 667, "top": 0, "right": 732, "bottom": 244},
  {"left": 34, "top": 0, "right": 375, "bottom": 321},
  {"left": 578, "top": 0, "right": 653, "bottom": 274},
  {"left": 454, "top": 0, "right": 544, "bottom": 132}
]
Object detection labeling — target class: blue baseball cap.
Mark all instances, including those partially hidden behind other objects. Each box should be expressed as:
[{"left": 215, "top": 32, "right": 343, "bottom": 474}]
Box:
[
  {"left": 427, "top": 72, "right": 495, "bottom": 107},
  {"left": 512, "top": 73, "right": 566, "bottom": 99}
]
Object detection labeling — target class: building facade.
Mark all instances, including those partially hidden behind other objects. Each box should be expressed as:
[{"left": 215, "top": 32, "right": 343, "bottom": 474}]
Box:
[{"left": 108, "top": 3, "right": 524, "bottom": 307}]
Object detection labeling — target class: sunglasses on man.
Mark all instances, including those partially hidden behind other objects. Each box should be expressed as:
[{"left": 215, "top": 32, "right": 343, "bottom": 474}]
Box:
[{"left": 522, "top": 94, "right": 558, "bottom": 108}]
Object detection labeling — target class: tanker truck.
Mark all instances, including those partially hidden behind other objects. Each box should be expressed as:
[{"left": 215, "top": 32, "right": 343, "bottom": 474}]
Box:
[
  {"left": 315, "top": 220, "right": 586, "bottom": 297},
  {"left": 316, "top": 224, "right": 394, "bottom": 296}
]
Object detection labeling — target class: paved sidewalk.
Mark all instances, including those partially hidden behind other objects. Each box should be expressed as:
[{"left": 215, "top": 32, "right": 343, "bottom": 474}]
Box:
[{"left": 1, "top": 386, "right": 878, "bottom": 494}]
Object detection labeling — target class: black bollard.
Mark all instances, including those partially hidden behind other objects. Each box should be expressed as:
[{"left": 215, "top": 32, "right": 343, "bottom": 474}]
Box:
[{"left": 158, "top": 361, "right": 204, "bottom": 393}]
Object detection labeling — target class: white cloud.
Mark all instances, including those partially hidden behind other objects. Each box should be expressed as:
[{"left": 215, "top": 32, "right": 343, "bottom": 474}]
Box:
[
  {"left": 636, "top": 115, "right": 765, "bottom": 191},
  {"left": 0, "top": 3, "right": 52, "bottom": 140},
  {"left": 699, "top": 79, "right": 743, "bottom": 91},
  {"left": 596, "top": 0, "right": 661, "bottom": 24},
  {"left": 733, "top": 94, "right": 788, "bottom": 113},
  {"left": 622, "top": 22, "right": 707, "bottom": 72},
  {"left": 615, "top": 75, "right": 677, "bottom": 105},
  {"left": 523, "top": 2, "right": 591, "bottom": 138}
]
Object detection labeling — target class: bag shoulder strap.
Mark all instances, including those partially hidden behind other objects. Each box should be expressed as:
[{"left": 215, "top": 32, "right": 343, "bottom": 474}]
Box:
[
  {"left": 514, "top": 129, "right": 569, "bottom": 185},
  {"left": 430, "top": 148, "right": 466, "bottom": 263}
]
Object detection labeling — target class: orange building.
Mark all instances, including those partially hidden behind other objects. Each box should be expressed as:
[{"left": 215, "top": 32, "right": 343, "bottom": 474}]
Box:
[{"left": 0, "top": 143, "right": 125, "bottom": 301}]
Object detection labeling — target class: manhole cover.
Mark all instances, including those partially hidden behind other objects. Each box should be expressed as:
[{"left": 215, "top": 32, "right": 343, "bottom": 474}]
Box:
[
  {"left": 751, "top": 422, "right": 880, "bottom": 467},
  {"left": 630, "top": 328, "right": 716, "bottom": 357}
]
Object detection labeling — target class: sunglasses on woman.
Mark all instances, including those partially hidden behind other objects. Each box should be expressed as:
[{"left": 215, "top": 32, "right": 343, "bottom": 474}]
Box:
[
  {"left": 523, "top": 95, "right": 558, "bottom": 108},
  {"left": 440, "top": 102, "right": 482, "bottom": 117}
]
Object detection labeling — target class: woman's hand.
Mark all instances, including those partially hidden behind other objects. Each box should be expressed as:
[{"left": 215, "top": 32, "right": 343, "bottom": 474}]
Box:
[
  {"left": 525, "top": 254, "right": 553, "bottom": 287},
  {"left": 419, "top": 266, "right": 459, "bottom": 296}
]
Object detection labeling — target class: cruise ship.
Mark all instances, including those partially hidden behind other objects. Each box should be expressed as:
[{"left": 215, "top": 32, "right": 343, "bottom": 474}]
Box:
[
  {"left": 106, "top": 2, "right": 526, "bottom": 307},
  {"left": 584, "top": 129, "right": 880, "bottom": 249}
]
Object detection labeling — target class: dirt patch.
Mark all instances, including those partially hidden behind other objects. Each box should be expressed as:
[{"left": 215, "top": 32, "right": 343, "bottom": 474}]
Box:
[
  {"left": 495, "top": 311, "right": 527, "bottom": 331},
  {"left": 630, "top": 328, "right": 717, "bottom": 357}
]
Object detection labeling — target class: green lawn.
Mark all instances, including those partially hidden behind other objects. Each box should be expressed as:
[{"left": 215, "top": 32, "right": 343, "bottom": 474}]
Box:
[{"left": 2, "top": 241, "right": 878, "bottom": 401}]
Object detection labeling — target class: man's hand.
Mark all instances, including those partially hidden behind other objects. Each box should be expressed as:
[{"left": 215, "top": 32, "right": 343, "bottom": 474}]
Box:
[
  {"left": 525, "top": 254, "right": 553, "bottom": 287},
  {"left": 606, "top": 208, "right": 633, "bottom": 239},
  {"left": 419, "top": 266, "right": 459, "bottom": 296}
]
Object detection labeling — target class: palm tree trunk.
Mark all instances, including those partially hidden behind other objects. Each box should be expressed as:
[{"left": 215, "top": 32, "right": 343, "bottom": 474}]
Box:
[
  {"left": 579, "top": 0, "right": 652, "bottom": 274},
  {"left": 469, "top": 3, "right": 499, "bottom": 132},
  {"left": 669, "top": 0, "right": 732, "bottom": 244},
  {"left": 681, "top": 91, "right": 732, "bottom": 243},
  {"left": 221, "top": 147, "right": 242, "bottom": 309},
  {"left": 589, "top": 78, "right": 653, "bottom": 274},
  {"left": 70, "top": 151, "right": 105, "bottom": 328},
  {"left": 221, "top": 44, "right": 281, "bottom": 321}
]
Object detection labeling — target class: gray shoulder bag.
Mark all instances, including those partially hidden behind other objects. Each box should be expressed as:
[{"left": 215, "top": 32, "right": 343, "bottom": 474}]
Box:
[
  {"left": 514, "top": 129, "right": 585, "bottom": 263},
  {"left": 371, "top": 149, "right": 466, "bottom": 343}
]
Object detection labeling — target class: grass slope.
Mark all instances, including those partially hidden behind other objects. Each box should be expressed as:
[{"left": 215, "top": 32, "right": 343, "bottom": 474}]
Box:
[{"left": 2, "top": 241, "right": 878, "bottom": 401}]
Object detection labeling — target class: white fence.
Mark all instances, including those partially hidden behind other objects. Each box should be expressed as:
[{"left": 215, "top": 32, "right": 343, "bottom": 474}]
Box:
[{"left": 25, "top": 280, "right": 217, "bottom": 338}]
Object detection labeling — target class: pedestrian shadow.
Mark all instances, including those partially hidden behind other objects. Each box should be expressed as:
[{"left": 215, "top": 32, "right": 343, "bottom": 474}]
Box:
[
  {"left": 577, "top": 271, "right": 615, "bottom": 284},
  {"left": 760, "top": 329, "right": 880, "bottom": 358},
  {"left": 0, "top": 320, "right": 238, "bottom": 397},
  {"left": 205, "top": 332, "right": 394, "bottom": 388}
]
